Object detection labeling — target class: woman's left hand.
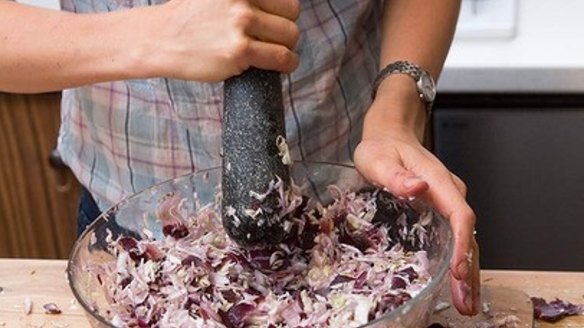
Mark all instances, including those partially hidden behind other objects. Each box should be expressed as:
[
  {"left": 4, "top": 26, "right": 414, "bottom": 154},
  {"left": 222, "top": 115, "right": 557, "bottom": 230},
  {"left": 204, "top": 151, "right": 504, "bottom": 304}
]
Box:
[{"left": 354, "top": 92, "right": 480, "bottom": 315}]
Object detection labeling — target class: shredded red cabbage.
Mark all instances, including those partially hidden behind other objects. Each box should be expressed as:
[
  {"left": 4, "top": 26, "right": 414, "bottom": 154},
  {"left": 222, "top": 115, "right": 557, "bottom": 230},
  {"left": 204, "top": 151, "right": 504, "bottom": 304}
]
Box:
[
  {"left": 531, "top": 297, "right": 583, "bottom": 322},
  {"left": 95, "top": 187, "right": 434, "bottom": 327},
  {"left": 43, "top": 302, "right": 62, "bottom": 315}
]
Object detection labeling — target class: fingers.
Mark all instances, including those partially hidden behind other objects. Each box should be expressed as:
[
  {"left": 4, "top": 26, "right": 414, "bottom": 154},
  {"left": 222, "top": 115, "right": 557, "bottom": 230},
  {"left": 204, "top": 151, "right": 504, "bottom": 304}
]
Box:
[
  {"left": 380, "top": 166, "right": 429, "bottom": 198},
  {"left": 424, "top": 176, "right": 475, "bottom": 275},
  {"left": 253, "top": 0, "right": 300, "bottom": 21},
  {"left": 418, "top": 165, "right": 479, "bottom": 314},
  {"left": 355, "top": 141, "right": 480, "bottom": 315},
  {"left": 382, "top": 168, "right": 480, "bottom": 315},
  {"left": 450, "top": 236, "right": 480, "bottom": 315},
  {"left": 247, "top": 9, "right": 300, "bottom": 50},
  {"left": 354, "top": 145, "right": 429, "bottom": 198},
  {"left": 244, "top": 40, "right": 299, "bottom": 73},
  {"left": 227, "top": 0, "right": 300, "bottom": 73}
]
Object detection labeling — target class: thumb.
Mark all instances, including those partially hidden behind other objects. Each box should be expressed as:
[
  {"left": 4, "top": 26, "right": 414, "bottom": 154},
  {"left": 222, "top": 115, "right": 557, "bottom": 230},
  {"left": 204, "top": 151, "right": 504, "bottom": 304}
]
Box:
[{"left": 356, "top": 154, "right": 429, "bottom": 198}]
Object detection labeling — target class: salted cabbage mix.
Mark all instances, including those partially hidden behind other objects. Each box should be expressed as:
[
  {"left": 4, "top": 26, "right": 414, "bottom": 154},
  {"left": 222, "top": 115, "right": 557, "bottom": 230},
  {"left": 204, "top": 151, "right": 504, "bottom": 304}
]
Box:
[{"left": 91, "top": 184, "right": 435, "bottom": 328}]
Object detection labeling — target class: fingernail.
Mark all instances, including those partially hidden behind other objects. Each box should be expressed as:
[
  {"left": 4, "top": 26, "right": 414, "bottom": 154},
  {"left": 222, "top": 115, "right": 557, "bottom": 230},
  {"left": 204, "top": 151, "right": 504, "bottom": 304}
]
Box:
[{"left": 403, "top": 177, "right": 423, "bottom": 188}]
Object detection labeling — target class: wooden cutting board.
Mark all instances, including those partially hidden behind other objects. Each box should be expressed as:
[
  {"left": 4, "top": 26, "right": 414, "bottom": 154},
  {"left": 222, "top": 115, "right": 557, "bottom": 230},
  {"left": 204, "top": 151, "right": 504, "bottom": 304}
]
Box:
[{"left": 429, "top": 284, "right": 534, "bottom": 327}]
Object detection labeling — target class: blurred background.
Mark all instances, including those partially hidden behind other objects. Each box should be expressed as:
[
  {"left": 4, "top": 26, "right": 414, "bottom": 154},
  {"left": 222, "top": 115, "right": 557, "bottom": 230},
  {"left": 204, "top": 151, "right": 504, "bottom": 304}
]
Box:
[
  {"left": 1, "top": 0, "right": 583, "bottom": 271},
  {"left": 435, "top": 0, "right": 584, "bottom": 270}
]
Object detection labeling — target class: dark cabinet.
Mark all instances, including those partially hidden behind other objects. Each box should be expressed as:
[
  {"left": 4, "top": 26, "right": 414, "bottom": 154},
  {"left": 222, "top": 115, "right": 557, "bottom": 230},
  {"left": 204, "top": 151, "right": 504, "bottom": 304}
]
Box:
[{"left": 433, "top": 94, "right": 584, "bottom": 271}]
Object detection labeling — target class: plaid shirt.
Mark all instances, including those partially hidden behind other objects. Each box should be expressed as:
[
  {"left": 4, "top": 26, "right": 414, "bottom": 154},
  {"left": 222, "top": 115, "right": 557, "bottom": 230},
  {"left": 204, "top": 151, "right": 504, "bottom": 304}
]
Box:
[{"left": 57, "top": 0, "right": 382, "bottom": 211}]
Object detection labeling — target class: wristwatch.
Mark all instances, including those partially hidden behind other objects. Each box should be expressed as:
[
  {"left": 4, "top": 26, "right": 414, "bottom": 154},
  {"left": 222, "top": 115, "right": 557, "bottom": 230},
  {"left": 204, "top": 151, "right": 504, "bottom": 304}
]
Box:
[{"left": 371, "top": 60, "right": 437, "bottom": 117}]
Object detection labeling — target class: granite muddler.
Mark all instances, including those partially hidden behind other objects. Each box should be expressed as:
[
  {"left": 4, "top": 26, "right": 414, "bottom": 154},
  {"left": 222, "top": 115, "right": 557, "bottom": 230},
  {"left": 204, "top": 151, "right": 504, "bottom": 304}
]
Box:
[{"left": 222, "top": 68, "right": 290, "bottom": 247}]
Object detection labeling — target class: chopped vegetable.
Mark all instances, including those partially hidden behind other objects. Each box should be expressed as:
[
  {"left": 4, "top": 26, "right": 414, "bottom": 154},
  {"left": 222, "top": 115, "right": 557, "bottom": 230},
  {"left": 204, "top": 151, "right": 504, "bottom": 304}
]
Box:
[
  {"left": 95, "top": 187, "right": 434, "bottom": 327},
  {"left": 24, "top": 297, "right": 32, "bottom": 315},
  {"left": 433, "top": 302, "right": 451, "bottom": 313},
  {"left": 482, "top": 301, "right": 491, "bottom": 314},
  {"left": 531, "top": 297, "right": 583, "bottom": 322},
  {"left": 475, "top": 315, "right": 521, "bottom": 328},
  {"left": 43, "top": 303, "right": 62, "bottom": 315}
]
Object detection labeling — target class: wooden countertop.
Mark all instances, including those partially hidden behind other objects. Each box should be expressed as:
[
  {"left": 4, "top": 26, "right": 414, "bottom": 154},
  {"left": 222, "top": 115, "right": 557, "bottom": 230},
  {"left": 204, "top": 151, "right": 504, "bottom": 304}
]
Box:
[{"left": 0, "top": 259, "right": 582, "bottom": 327}]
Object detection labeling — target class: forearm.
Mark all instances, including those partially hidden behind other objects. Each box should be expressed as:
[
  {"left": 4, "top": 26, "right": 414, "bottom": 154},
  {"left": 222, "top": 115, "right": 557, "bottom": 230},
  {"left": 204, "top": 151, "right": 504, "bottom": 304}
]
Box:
[
  {"left": 380, "top": 0, "right": 460, "bottom": 79},
  {"left": 364, "top": 0, "right": 461, "bottom": 138},
  {"left": 0, "top": 2, "right": 154, "bottom": 93}
]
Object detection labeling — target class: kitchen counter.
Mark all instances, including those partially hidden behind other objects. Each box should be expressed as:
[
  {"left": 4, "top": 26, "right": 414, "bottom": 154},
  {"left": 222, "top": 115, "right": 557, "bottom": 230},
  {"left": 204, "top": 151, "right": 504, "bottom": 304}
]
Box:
[
  {"left": 0, "top": 259, "right": 582, "bottom": 327},
  {"left": 439, "top": 67, "right": 584, "bottom": 93},
  {"left": 439, "top": 0, "right": 584, "bottom": 93}
]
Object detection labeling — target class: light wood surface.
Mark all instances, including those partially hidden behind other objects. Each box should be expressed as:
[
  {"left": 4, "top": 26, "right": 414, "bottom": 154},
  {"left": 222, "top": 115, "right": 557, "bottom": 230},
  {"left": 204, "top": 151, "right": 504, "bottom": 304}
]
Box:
[
  {"left": 481, "top": 270, "right": 584, "bottom": 328},
  {"left": 0, "top": 259, "right": 88, "bottom": 327},
  {"left": 0, "top": 259, "right": 582, "bottom": 327},
  {"left": 431, "top": 284, "right": 533, "bottom": 327},
  {"left": 0, "top": 92, "right": 80, "bottom": 259}
]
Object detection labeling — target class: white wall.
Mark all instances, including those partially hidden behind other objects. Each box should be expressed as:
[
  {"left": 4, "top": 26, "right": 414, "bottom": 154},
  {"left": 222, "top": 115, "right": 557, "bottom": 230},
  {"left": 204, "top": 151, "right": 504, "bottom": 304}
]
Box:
[
  {"left": 15, "top": 0, "right": 60, "bottom": 10},
  {"left": 446, "top": 0, "right": 584, "bottom": 69}
]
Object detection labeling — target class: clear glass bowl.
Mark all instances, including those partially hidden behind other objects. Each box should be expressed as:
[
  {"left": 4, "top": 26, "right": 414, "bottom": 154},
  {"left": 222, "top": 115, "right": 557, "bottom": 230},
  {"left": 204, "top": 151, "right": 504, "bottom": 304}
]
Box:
[{"left": 67, "top": 161, "right": 453, "bottom": 328}]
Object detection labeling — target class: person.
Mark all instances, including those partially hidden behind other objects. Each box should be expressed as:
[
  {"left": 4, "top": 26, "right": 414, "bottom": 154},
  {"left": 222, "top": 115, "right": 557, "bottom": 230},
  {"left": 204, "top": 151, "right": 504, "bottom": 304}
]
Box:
[{"left": 0, "top": 0, "right": 479, "bottom": 315}]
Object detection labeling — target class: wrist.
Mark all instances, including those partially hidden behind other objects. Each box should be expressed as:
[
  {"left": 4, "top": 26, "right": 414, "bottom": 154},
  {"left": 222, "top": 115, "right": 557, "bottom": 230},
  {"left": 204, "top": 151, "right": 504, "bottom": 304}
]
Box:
[
  {"left": 364, "top": 74, "right": 427, "bottom": 140},
  {"left": 372, "top": 60, "right": 436, "bottom": 118},
  {"left": 119, "top": 5, "right": 171, "bottom": 80}
]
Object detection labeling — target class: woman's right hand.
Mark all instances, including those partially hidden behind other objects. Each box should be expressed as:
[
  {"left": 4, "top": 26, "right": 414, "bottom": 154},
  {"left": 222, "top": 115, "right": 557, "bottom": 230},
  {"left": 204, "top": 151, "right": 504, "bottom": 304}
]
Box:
[
  {"left": 140, "top": 0, "right": 301, "bottom": 81},
  {"left": 0, "top": 0, "right": 298, "bottom": 92}
]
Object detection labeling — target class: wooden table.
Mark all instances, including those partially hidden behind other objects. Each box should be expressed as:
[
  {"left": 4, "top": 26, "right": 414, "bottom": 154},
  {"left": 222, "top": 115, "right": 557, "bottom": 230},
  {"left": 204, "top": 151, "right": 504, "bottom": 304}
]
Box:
[{"left": 0, "top": 259, "right": 582, "bottom": 327}]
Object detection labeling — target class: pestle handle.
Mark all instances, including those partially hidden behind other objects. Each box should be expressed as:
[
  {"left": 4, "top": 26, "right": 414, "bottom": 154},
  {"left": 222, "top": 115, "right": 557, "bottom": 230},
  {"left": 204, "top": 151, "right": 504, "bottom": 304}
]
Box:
[{"left": 222, "top": 68, "right": 290, "bottom": 246}]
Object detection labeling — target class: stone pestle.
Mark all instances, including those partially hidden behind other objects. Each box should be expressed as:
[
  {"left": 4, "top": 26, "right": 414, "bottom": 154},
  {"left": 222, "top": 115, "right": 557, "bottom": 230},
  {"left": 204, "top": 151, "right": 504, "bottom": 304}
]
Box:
[{"left": 222, "top": 68, "right": 291, "bottom": 247}]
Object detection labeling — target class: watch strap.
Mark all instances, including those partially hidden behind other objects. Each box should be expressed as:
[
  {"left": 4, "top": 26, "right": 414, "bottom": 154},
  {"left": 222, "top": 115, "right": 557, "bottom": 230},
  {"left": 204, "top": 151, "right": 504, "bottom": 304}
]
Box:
[{"left": 371, "top": 60, "right": 434, "bottom": 116}]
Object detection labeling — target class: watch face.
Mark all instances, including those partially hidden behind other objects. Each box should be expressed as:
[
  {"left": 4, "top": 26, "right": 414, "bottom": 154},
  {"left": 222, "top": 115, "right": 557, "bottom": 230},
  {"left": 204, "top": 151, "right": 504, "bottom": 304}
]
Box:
[{"left": 417, "top": 73, "right": 437, "bottom": 102}]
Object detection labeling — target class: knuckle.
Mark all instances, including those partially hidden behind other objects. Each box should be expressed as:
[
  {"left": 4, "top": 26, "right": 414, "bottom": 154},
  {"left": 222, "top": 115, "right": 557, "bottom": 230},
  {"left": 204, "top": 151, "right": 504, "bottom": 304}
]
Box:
[
  {"left": 231, "top": 5, "right": 255, "bottom": 30},
  {"left": 457, "top": 179, "right": 468, "bottom": 195},
  {"left": 434, "top": 170, "right": 453, "bottom": 187},
  {"left": 227, "top": 37, "right": 251, "bottom": 62},
  {"left": 274, "top": 47, "right": 294, "bottom": 68},
  {"left": 449, "top": 172, "right": 469, "bottom": 200},
  {"left": 460, "top": 206, "right": 477, "bottom": 226}
]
